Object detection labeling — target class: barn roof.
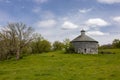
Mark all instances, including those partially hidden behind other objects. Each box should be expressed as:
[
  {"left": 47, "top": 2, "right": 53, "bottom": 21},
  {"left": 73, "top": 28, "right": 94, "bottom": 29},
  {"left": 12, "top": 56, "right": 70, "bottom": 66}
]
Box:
[{"left": 71, "top": 30, "right": 98, "bottom": 43}]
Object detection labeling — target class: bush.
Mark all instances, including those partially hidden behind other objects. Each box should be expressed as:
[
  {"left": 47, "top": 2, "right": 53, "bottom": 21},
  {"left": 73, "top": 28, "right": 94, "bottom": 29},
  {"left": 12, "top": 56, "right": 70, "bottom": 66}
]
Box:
[
  {"left": 52, "top": 41, "right": 64, "bottom": 51},
  {"left": 31, "top": 39, "right": 51, "bottom": 53},
  {"left": 64, "top": 43, "right": 75, "bottom": 53}
]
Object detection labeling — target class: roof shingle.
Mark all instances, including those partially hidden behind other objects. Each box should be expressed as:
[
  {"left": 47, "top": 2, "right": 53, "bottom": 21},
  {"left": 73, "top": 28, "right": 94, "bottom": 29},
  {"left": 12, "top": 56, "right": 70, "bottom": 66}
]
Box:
[{"left": 71, "top": 30, "right": 98, "bottom": 43}]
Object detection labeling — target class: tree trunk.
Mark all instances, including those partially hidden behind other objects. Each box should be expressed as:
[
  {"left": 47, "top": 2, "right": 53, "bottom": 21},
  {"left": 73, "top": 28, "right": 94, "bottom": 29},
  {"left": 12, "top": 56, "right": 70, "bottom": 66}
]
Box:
[{"left": 16, "top": 48, "right": 20, "bottom": 60}]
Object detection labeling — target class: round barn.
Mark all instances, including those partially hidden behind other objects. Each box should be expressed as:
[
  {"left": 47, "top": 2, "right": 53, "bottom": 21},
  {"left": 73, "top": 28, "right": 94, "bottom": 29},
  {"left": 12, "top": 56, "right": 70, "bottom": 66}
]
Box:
[{"left": 71, "top": 30, "right": 98, "bottom": 54}]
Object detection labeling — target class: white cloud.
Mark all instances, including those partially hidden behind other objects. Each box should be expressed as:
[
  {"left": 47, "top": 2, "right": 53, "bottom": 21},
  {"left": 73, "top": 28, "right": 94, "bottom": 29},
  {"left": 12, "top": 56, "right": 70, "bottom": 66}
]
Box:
[
  {"left": 41, "top": 11, "right": 55, "bottom": 19},
  {"left": 80, "top": 25, "right": 90, "bottom": 31},
  {"left": 0, "top": 10, "right": 13, "bottom": 22},
  {"left": 35, "top": 19, "right": 57, "bottom": 28},
  {"left": 79, "top": 8, "right": 92, "bottom": 13},
  {"left": 62, "top": 21, "right": 78, "bottom": 29},
  {"left": 113, "top": 16, "right": 120, "bottom": 23},
  {"left": 97, "top": 0, "right": 120, "bottom": 4},
  {"left": 32, "top": 8, "right": 119, "bottom": 45},
  {"left": 32, "top": 8, "right": 55, "bottom": 19},
  {"left": 0, "top": 26, "right": 4, "bottom": 31},
  {"left": 85, "top": 18, "right": 109, "bottom": 27},
  {"left": 34, "top": 0, "right": 48, "bottom": 4},
  {"left": 5, "top": 0, "right": 11, "bottom": 3},
  {"left": 0, "top": 27, "right": 1, "bottom": 31},
  {"left": 87, "top": 31, "right": 109, "bottom": 36},
  {"left": 93, "top": 34, "right": 120, "bottom": 45},
  {"left": 0, "top": 0, "right": 11, "bottom": 3},
  {"left": 32, "top": 7, "right": 41, "bottom": 13}
]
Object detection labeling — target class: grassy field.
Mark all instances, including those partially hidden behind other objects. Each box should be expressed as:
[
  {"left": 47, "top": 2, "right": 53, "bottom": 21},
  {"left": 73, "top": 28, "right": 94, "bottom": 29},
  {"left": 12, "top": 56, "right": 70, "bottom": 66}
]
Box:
[{"left": 0, "top": 49, "right": 120, "bottom": 80}]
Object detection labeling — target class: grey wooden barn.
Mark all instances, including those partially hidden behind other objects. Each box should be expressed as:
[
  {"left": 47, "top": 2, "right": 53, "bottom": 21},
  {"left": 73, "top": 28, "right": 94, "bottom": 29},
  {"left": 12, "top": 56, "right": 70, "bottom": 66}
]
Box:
[{"left": 71, "top": 30, "right": 98, "bottom": 54}]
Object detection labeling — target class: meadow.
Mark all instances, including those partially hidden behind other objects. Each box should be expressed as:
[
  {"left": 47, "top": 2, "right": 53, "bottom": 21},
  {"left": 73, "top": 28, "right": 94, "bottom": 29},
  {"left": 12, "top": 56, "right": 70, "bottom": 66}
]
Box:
[{"left": 0, "top": 49, "right": 120, "bottom": 80}]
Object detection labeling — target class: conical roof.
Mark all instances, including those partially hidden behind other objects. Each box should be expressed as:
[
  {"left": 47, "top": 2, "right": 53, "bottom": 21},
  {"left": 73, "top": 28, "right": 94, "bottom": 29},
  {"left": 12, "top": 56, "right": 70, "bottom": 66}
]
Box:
[{"left": 71, "top": 30, "right": 98, "bottom": 42}]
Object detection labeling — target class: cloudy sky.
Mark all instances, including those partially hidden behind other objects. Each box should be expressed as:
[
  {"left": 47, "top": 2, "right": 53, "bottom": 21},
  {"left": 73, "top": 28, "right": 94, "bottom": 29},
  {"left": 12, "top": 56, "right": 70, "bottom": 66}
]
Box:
[{"left": 0, "top": 0, "right": 120, "bottom": 45}]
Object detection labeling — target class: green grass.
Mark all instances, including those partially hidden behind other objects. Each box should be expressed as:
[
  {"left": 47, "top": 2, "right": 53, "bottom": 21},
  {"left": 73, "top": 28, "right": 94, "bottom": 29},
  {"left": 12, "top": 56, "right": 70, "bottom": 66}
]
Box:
[{"left": 0, "top": 49, "right": 120, "bottom": 80}]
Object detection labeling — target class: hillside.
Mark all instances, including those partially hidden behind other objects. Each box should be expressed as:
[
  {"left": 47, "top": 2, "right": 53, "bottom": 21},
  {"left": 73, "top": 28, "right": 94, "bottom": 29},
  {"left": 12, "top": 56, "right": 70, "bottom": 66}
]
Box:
[{"left": 0, "top": 49, "right": 120, "bottom": 80}]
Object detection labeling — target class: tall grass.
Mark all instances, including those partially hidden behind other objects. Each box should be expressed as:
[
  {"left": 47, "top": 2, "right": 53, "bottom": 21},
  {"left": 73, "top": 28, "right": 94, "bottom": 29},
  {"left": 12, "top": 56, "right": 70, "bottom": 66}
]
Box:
[{"left": 0, "top": 49, "right": 120, "bottom": 80}]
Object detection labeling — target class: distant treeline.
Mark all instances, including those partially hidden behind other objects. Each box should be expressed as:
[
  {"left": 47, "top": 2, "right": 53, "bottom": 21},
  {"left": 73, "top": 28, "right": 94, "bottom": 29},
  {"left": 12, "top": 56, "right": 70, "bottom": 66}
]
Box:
[
  {"left": 99, "top": 39, "right": 120, "bottom": 49},
  {"left": 0, "top": 22, "right": 74, "bottom": 60}
]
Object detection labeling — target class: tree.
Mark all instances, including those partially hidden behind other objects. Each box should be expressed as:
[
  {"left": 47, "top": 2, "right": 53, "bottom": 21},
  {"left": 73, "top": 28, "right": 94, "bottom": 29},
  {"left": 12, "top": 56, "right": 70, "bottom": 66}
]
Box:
[
  {"left": 52, "top": 41, "right": 64, "bottom": 51},
  {"left": 63, "top": 38, "right": 70, "bottom": 50},
  {"left": 0, "top": 39, "right": 10, "bottom": 60},
  {"left": 63, "top": 38, "right": 75, "bottom": 53},
  {"left": 112, "top": 39, "right": 120, "bottom": 48},
  {"left": 0, "top": 22, "right": 34, "bottom": 60},
  {"left": 39, "top": 40, "right": 51, "bottom": 52},
  {"left": 31, "top": 34, "right": 51, "bottom": 53},
  {"left": 99, "top": 44, "right": 113, "bottom": 49}
]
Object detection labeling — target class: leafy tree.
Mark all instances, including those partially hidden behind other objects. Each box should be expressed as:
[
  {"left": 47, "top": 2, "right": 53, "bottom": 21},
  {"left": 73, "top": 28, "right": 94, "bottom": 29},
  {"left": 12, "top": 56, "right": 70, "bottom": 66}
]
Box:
[
  {"left": 63, "top": 38, "right": 75, "bottom": 53},
  {"left": 31, "top": 34, "right": 51, "bottom": 53},
  {"left": 112, "top": 39, "right": 120, "bottom": 48},
  {"left": 63, "top": 38, "right": 71, "bottom": 50},
  {"left": 39, "top": 40, "right": 51, "bottom": 52},
  {"left": 52, "top": 41, "right": 64, "bottom": 51},
  {"left": 0, "top": 40, "right": 10, "bottom": 60}
]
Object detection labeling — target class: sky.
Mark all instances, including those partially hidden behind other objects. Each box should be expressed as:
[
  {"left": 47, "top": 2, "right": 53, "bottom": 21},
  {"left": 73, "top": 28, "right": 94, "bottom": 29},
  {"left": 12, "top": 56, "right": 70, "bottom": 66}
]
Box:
[{"left": 0, "top": 0, "right": 120, "bottom": 45}]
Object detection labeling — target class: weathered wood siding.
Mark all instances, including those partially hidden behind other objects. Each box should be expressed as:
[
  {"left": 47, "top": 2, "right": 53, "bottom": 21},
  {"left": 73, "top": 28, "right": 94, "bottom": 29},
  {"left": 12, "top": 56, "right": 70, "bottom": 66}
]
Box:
[{"left": 71, "top": 42, "right": 98, "bottom": 54}]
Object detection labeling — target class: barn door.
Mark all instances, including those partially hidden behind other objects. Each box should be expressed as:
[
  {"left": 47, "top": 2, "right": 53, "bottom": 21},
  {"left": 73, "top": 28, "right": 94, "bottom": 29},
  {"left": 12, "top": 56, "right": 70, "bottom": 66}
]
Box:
[{"left": 84, "top": 48, "right": 86, "bottom": 53}]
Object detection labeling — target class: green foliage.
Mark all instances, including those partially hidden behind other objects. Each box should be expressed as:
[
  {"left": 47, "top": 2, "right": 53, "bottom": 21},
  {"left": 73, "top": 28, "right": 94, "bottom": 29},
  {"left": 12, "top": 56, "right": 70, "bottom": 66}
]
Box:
[
  {"left": 99, "top": 39, "right": 120, "bottom": 49},
  {"left": 0, "top": 22, "right": 34, "bottom": 60},
  {"left": 112, "top": 39, "right": 120, "bottom": 48},
  {"left": 65, "top": 43, "right": 75, "bottom": 53},
  {"left": 39, "top": 40, "right": 51, "bottom": 52},
  {"left": 0, "top": 49, "right": 120, "bottom": 80},
  {"left": 52, "top": 41, "right": 64, "bottom": 51},
  {"left": 99, "top": 44, "right": 113, "bottom": 49},
  {"left": 21, "top": 45, "right": 32, "bottom": 55},
  {"left": 0, "top": 40, "right": 10, "bottom": 60},
  {"left": 63, "top": 38, "right": 75, "bottom": 53},
  {"left": 31, "top": 35, "right": 51, "bottom": 53}
]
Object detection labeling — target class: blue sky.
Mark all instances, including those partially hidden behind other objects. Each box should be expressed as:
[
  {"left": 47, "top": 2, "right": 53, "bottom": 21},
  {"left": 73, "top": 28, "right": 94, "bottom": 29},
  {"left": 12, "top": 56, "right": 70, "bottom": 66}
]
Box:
[{"left": 0, "top": 0, "right": 120, "bottom": 45}]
